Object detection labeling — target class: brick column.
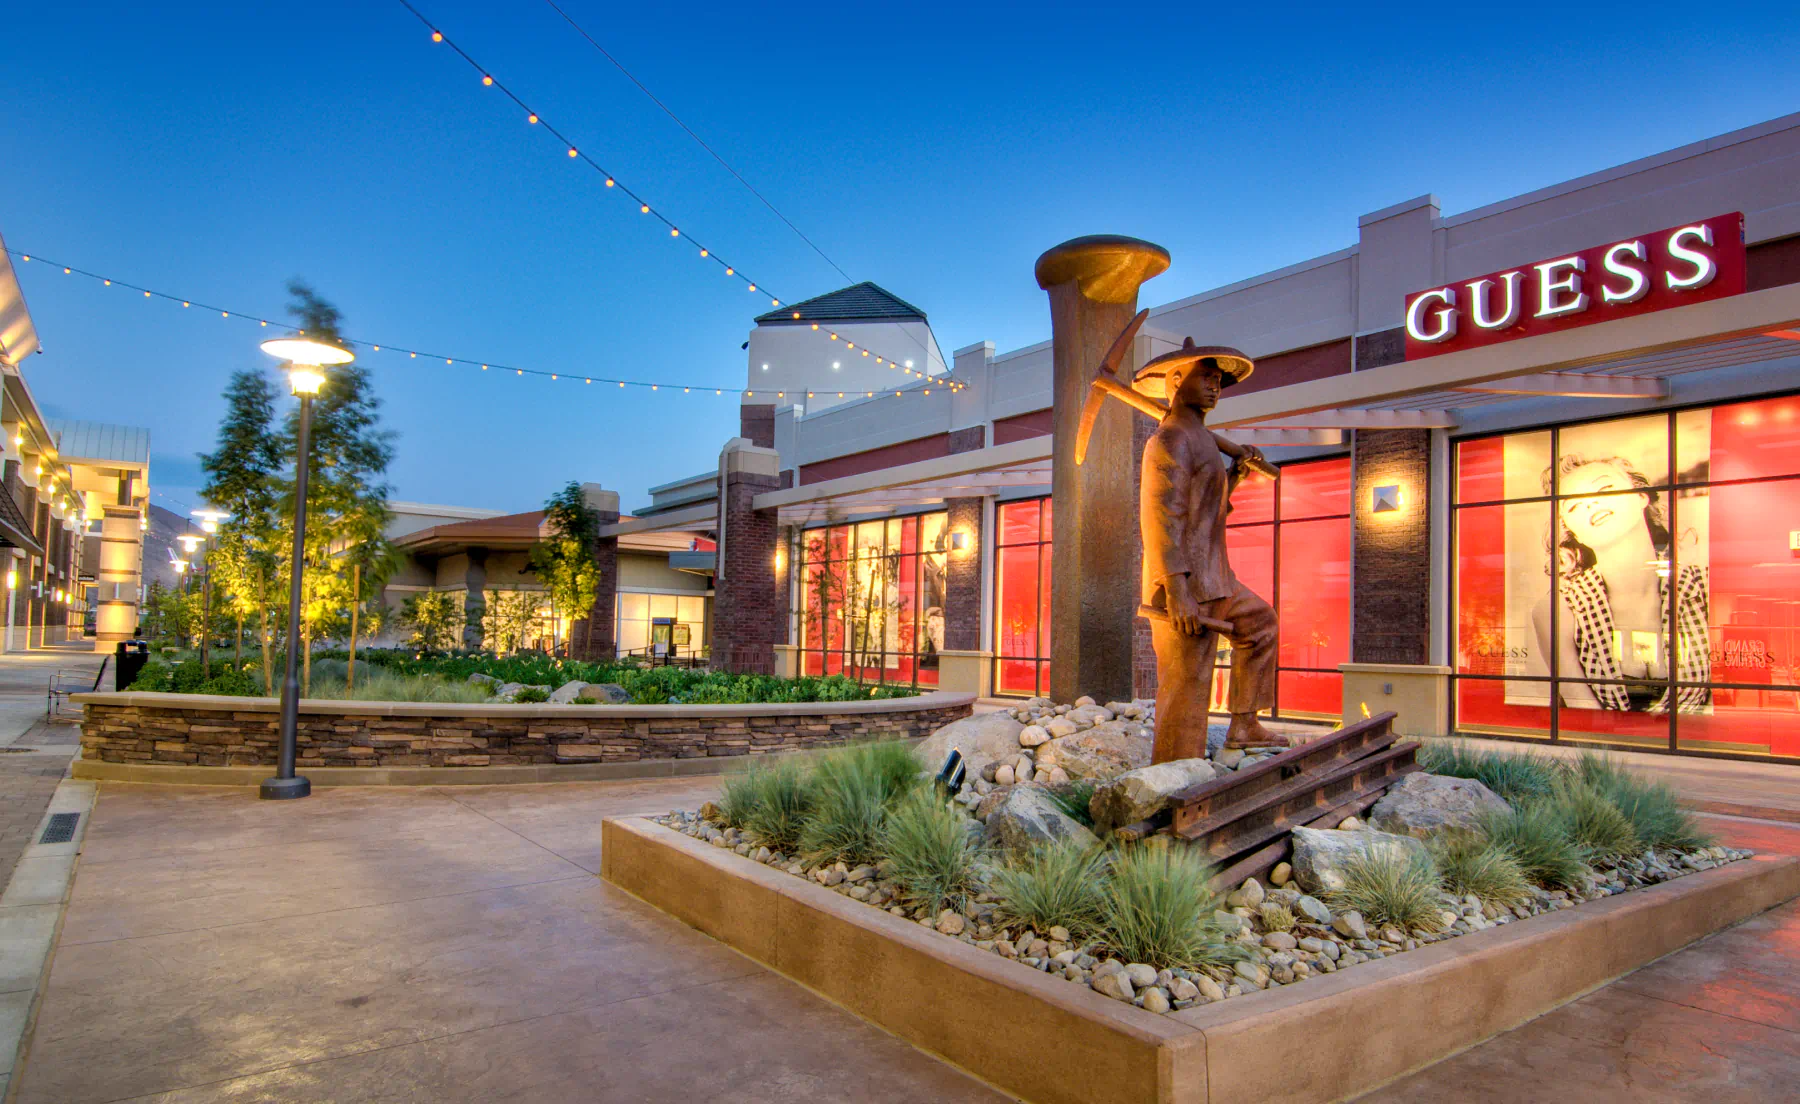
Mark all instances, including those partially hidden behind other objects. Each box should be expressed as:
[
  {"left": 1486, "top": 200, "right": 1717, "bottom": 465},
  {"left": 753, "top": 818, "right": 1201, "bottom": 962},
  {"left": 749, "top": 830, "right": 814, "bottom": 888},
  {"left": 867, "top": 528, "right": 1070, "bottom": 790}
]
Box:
[
  {"left": 740, "top": 404, "right": 776, "bottom": 449},
  {"left": 711, "top": 440, "right": 781, "bottom": 673},
  {"left": 571, "top": 487, "right": 621, "bottom": 661},
  {"left": 461, "top": 549, "right": 488, "bottom": 650},
  {"left": 943, "top": 497, "right": 983, "bottom": 651},
  {"left": 1351, "top": 429, "right": 1431, "bottom": 664}
]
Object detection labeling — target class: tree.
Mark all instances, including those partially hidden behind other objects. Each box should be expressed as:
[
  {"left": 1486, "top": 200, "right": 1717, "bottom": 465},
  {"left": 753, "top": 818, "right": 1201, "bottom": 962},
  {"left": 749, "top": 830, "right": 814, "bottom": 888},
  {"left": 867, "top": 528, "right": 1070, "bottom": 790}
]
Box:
[
  {"left": 199, "top": 369, "right": 284, "bottom": 693},
  {"left": 401, "top": 591, "right": 465, "bottom": 653},
  {"left": 274, "top": 282, "right": 396, "bottom": 692},
  {"left": 481, "top": 590, "right": 542, "bottom": 654},
  {"left": 527, "top": 482, "right": 603, "bottom": 655}
]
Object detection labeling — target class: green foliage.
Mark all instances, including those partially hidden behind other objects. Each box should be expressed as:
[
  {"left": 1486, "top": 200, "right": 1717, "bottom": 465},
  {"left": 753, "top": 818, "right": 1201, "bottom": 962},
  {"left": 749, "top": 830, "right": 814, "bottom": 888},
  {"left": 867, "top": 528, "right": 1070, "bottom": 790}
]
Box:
[
  {"left": 719, "top": 757, "right": 815, "bottom": 852},
  {"left": 1544, "top": 778, "right": 1641, "bottom": 863},
  {"left": 1048, "top": 780, "right": 1098, "bottom": 829},
  {"left": 1572, "top": 753, "right": 1714, "bottom": 853},
  {"left": 1324, "top": 845, "right": 1447, "bottom": 934},
  {"left": 511, "top": 686, "right": 550, "bottom": 703},
  {"left": 1100, "top": 846, "right": 1243, "bottom": 969},
  {"left": 1431, "top": 832, "right": 1531, "bottom": 907},
  {"left": 304, "top": 661, "right": 493, "bottom": 703},
  {"left": 1418, "top": 740, "right": 1561, "bottom": 804},
  {"left": 400, "top": 592, "right": 467, "bottom": 653},
  {"left": 1482, "top": 803, "right": 1589, "bottom": 889},
  {"left": 529, "top": 482, "right": 605, "bottom": 654},
  {"left": 879, "top": 789, "right": 983, "bottom": 913},
  {"left": 1258, "top": 901, "right": 1297, "bottom": 932},
  {"left": 990, "top": 842, "right": 1108, "bottom": 937},
  {"left": 571, "top": 695, "right": 597, "bottom": 705},
  {"left": 799, "top": 741, "right": 922, "bottom": 866}
]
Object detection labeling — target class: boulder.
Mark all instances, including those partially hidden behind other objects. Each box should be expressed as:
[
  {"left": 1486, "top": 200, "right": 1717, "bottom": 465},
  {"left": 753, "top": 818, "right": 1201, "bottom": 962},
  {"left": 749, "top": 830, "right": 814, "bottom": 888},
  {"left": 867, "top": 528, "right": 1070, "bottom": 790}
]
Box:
[
  {"left": 467, "top": 672, "right": 500, "bottom": 687},
  {"left": 548, "top": 680, "right": 589, "bottom": 704},
  {"left": 913, "top": 713, "right": 1025, "bottom": 780},
  {"left": 1369, "top": 772, "right": 1511, "bottom": 839},
  {"left": 1289, "top": 827, "right": 1429, "bottom": 895},
  {"left": 587, "top": 683, "right": 632, "bottom": 704},
  {"left": 1088, "top": 758, "right": 1218, "bottom": 836},
  {"left": 1035, "top": 720, "right": 1153, "bottom": 781},
  {"left": 984, "top": 786, "right": 1100, "bottom": 858}
]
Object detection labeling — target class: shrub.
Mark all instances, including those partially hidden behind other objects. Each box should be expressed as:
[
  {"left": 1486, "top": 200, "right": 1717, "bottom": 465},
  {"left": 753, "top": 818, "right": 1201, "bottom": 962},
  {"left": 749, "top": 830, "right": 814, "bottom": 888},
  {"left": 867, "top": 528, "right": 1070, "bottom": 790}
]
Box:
[
  {"left": 799, "top": 741, "right": 921, "bottom": 866},
  {"left": 1419, "top": 740, "right": 1562, "bottom": 804},
  {"left": 1431, "top": 832, "right": 1530, "bottom": 907},
  {"left": 306, "top": 670, "right": 494, "bottom": 704},
  {"left": 1048, "top": 780, "right": 1098, "bottom": 829},
  {"left": 719, "top": 757, "right": 814, "bottom": 852},
  {"left": 1100, "top": 846, "right": 1243, "bottom": 969},
  {"left": 511, "top": 686, "right": 550, "bottom": 703},
  {"left": 880, "top": 789, "right": 983, "bottom": 913},
  {"left": 571, "top": 696, "right": 597, "bottom": 705},
  {"left": 1482, "top": 803, "right": 1589, "bottom": 889},
  {"left": 1573, "top": 753, "right": 1713, "bottom": 853},
  {"left": 1544, "top": 778, "right": 1641, "bottom": 863},
  {"left": 1258, "top": 901, "right": 1296, "bottom": 932},
  {"left": 128, "top": 659, "right": 173, "bottom": 692},
  {"left": 991, "top": 841, "right": 1108, "bottom": 936},
  {"left": 1325, "top": 845, "right": 1446, "bottom": 934}
]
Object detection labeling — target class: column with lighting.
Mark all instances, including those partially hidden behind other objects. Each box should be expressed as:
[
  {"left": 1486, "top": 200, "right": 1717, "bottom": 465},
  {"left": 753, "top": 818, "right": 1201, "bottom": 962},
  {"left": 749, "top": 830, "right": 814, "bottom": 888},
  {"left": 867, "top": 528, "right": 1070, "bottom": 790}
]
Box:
[{"left": 258, "top": 334, "right": 352, "bottom": 801}]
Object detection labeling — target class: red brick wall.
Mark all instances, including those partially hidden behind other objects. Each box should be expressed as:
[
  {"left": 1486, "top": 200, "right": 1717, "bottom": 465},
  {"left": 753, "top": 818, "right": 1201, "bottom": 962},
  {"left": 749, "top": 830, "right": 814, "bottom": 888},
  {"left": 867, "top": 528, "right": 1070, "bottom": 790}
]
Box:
[
  {"left": 1231, "top": 338, "right": 1353, "bottom": 396},
  {"left": 993, "top": 409, "right": 1053, "bottom": 444},
  {"left": 948, "top": 426, "right": 985, "bottom": 453},
  {"left": 740, "top": 404, "right": 776, "bottom": 449},
  {"left": 711, "top": 467, "right": 781, "bottom": 673},
  {"left": 1351, "top": 429, "right": 1431, "bottom": 664},
  {"left": 944, "top": 498, "right": 982, "bottom": 651},
  {"left": 1355, "top": 328, "right": 1407, "bottom": 371},
  {"left": 799, "top": 434, "right": 952, "bottom": 485},
  {"left": 1749, "top": 235, "right": 1800, "bottom": 292}
]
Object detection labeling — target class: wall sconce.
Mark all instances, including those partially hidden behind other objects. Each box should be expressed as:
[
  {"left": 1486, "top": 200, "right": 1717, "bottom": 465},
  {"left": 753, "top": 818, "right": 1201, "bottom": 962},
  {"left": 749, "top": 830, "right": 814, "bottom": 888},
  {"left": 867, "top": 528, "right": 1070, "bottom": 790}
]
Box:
[
  {"left": 950, "top": 530, "right": 971, "bottom": 552},
  {"left": 4, "top": 569, "right": 14, "bottom": 590},
  {"left": 1371, "top": 485, "right": 1405, "bottom": 513}
]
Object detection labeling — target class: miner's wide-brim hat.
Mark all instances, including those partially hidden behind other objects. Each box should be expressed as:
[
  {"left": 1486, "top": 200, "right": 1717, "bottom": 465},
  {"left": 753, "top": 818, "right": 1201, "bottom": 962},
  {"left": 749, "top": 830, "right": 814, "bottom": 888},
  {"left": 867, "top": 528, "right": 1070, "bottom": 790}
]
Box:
[{"left": 1132, "top": 338, "right": 1254, "bottom": 399}]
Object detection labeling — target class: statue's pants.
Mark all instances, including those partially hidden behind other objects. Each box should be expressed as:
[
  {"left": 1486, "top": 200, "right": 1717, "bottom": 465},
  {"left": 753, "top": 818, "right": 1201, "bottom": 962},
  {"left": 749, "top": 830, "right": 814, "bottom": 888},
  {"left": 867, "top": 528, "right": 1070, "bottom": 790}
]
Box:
[{"left": 1150, "top": 582, "right": 1278, "bottom": 762}]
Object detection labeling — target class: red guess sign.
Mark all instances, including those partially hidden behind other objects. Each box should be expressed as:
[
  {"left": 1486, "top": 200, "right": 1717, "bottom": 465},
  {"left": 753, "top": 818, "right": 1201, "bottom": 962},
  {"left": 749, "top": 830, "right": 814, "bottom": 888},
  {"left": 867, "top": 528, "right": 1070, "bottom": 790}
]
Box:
[{"left": 1403, "top": 212, "right": 1746, "bottom": 360}]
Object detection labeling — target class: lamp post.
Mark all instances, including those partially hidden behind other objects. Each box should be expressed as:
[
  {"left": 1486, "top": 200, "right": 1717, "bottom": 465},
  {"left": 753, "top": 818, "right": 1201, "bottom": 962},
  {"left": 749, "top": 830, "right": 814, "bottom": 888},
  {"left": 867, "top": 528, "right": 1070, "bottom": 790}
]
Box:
[{"left": 258, "top": 333, "right": 354, "bottom": 801}]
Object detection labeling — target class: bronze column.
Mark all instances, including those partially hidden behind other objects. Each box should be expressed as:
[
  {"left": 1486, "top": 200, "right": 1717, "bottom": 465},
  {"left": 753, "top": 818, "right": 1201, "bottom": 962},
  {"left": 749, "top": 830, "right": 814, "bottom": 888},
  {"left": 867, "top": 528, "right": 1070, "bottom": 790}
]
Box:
[{"left": 1035, "top": 236, "right": 1169, "bottom": 705}]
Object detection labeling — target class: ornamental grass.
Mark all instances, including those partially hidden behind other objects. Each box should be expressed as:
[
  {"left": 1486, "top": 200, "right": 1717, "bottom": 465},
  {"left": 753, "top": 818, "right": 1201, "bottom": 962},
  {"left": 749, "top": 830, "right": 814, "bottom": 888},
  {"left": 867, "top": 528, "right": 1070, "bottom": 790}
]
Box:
[
  {"left": 989, "top": 841, "right": 1108, "bottom": 937},
  {"left": 1573, "top": 753, "right": 1714, "bottom": 853},
  {"left": 1099, "top": 845, "right": 1243, "bottom": 969},
  {"left": 1544, "top": 777, "right": 1641, "bottom": 864},
  {"left": 1324, "top": 845, "right": 1447, "bottom": 934},
  {"left": 1431, "top": 832, "right": 1531, "bottom": 908},
  {"left": 880, "top": 789, "right": 984, "bottom": 914},
  {"left": 1418, "top": 740, "right": 1561, "bottom": 804},
  {"left": 719, "top": 757, "right": 814, "bottom": 853},
  {"left": 798, "top": 741, "right": 923, "bottom": 866},
  {"left": 1481, "top": 802, "right": 1589, "bottom": 889}
]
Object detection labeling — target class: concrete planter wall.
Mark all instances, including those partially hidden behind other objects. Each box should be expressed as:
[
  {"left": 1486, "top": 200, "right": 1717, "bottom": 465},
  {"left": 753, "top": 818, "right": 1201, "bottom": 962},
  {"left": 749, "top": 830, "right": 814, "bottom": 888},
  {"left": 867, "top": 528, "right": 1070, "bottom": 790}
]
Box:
[{"left": 70, "top": 690, "right": 973, "bottom": 771}]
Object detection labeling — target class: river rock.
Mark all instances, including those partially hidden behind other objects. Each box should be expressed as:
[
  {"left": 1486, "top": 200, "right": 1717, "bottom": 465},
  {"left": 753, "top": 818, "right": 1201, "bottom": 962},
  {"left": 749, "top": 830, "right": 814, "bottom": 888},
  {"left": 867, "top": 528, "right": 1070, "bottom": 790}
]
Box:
[
  {"left": 1035, "top": 720, "right": 1154, "bottom": 781},
  {"left": 1290, "top": 827, "right": 1427, "bottom": 894},
  {"left": 586, "top": 682, "right": 631, "bottom": 704},
  {"left": 1019, "top": 724, "right": 1050, "bottom": 747},
  {"left": 1369, "top": 772, "right": 1512, "bottom": 839},
  {"left": 915, "top": 713, "right": 1026, "bottom": 781},
  {"left": 984, "top": 785, "right": 1100, "bottom": 857},
  {"left": 1087, "top": 758, "right": 1217, "bottom": 836}
]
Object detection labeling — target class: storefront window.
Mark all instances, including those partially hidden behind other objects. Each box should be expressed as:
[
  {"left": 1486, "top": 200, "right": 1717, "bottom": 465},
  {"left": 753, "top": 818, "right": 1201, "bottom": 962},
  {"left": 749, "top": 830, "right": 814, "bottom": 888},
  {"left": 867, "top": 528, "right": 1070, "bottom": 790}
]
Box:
[
  {"left": 1453, "top": 394, "right": 1800, "bottom": 759},
  {"left": 616, "top": 592, "right": 707, "bottom": 660},
  {"left": 797, "top": 511, "right": 946, "bottom": 687},
  {"left": 995, "top": 498, "right": 1051, "bottom": 696}
]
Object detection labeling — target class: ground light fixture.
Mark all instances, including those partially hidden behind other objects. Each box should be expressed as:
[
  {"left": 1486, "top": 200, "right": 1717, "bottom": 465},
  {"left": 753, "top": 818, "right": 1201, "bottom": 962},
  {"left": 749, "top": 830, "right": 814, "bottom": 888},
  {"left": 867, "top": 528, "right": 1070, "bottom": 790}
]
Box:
[{"left": 257, "top": 332, "right": 353, "bottom": 801}]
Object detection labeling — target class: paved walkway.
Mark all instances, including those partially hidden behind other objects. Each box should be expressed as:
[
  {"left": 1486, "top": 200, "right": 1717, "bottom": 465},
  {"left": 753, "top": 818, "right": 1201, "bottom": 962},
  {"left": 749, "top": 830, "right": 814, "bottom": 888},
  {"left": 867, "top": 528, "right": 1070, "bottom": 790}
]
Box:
[
  {"left": 11, "top": 778, "right": 1006, "bottom": 1103},
  {"left": 0, "top": 645, "right": 95, "bottom": 892}
]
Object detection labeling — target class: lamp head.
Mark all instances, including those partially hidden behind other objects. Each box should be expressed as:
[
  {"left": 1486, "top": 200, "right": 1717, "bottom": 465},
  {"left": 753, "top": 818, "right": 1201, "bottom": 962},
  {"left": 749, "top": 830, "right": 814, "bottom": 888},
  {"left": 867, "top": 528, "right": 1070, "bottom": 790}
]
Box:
[
  {"left": 260, "top": 334, "right": 355, "bottom": 367},
  {"left": 177, "top": 534, "right": 203, "bottom": 552},
  {"left": 288, "top": 368, "right": 326, "bottom": 396}
]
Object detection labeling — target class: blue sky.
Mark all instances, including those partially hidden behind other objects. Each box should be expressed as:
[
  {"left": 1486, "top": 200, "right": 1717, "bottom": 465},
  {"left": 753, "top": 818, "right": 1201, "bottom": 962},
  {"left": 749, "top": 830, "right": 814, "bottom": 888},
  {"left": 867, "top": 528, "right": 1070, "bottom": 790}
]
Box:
[{"left": 4, "top": 1, "right": 1797, "bottom": 515}]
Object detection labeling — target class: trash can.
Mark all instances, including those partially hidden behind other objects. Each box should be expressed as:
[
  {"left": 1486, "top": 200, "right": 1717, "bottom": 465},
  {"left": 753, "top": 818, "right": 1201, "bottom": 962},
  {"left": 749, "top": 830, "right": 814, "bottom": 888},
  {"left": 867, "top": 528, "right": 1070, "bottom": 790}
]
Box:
[{"left": 115, "top": 639, "right": 150, "bottom": 691}]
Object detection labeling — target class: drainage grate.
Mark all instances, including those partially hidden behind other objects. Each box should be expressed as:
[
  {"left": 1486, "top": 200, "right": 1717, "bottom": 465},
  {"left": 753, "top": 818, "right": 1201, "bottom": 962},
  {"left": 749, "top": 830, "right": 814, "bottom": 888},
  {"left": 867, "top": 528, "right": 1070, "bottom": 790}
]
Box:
[{"left": 39, "top": 812, "right": 79, "bottom": 845}]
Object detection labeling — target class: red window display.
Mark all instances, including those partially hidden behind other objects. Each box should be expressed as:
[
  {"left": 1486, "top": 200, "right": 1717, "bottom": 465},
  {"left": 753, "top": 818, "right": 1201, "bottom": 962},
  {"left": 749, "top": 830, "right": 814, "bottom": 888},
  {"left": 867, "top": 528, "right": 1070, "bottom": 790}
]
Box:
[
  {"left": 1453, "top": 395, "right": 1800, "bottom": 759},
  {"left": 797, "top": 512, "right": 947, "bottom": 688},
  {"left": 995, "top": 498, "right": 1051, "bottom": 696}
]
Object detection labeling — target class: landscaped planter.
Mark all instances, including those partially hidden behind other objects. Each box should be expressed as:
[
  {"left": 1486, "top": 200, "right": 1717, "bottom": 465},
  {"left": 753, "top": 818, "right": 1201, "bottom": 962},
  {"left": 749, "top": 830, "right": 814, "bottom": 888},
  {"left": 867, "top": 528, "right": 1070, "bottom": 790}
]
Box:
[
  {"left": 69, "top": 690, "right": 973, "bottom": 771},
  {"left": 603, "top": 815, "right": 1800, "bottom": 1104}
]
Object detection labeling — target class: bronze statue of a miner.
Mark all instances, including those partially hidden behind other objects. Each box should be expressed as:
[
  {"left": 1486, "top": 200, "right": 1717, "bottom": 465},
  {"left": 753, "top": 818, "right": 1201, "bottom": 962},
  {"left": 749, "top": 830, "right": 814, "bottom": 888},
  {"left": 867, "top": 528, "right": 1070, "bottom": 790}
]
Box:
[{"left": 1133, "top": 339, "right": 1287, "bottom": 761}]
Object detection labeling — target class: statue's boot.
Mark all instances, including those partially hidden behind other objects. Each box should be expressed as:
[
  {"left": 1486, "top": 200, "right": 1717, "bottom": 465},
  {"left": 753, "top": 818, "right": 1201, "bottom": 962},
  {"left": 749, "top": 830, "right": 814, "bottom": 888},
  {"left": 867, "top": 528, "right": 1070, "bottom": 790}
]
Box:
[{"left": 1222, "top": 712, "right": 1291, "bottom": 750}]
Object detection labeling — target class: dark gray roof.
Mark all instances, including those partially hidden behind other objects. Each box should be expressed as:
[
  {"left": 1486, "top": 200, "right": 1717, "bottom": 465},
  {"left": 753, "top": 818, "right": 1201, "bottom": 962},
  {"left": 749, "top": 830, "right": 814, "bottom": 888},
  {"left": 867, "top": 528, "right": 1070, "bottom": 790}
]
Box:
[{"left": 755, "top": 282, "right": 926, "bottom": 325}]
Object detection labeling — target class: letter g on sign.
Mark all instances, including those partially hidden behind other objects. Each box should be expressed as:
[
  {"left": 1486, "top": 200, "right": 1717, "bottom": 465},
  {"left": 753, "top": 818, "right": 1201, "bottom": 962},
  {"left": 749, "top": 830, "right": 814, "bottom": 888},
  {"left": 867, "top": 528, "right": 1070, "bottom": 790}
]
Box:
[{"left": 1405, "top": 287, "right": 1457, "bottom": 343}]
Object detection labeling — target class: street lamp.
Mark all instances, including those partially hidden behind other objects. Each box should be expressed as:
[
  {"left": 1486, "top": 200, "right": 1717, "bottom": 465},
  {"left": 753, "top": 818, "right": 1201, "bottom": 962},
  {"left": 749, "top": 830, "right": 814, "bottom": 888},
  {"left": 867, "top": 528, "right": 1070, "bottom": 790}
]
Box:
[{"left": 258, "top": 332, "right": 353, "bottom": 801}]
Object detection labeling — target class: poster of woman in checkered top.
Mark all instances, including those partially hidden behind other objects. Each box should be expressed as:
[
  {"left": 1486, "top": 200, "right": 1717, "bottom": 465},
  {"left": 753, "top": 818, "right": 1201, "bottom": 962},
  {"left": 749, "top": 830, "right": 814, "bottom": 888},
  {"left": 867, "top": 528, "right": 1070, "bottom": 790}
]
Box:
[{"left": 1520, "top": 419, "right": 1712, "bottom": 713}]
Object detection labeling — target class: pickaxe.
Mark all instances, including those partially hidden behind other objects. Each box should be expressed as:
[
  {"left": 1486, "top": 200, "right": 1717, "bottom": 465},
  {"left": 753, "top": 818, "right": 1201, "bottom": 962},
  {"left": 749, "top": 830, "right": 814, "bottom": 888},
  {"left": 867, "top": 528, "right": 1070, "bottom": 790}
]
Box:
[{"left": 1073, "top": 310, "right": 1279, "bottom": 483}]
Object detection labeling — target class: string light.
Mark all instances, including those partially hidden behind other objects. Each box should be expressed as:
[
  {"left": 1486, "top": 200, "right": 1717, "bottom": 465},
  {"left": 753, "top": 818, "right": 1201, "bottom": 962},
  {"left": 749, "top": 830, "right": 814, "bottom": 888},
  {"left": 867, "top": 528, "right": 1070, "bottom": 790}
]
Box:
[
  {"left": 6, "top": 248, "right": 959, "bottom": 402},
  {"left": 396, "top": 1, "right": 957, "bottom": 391}
]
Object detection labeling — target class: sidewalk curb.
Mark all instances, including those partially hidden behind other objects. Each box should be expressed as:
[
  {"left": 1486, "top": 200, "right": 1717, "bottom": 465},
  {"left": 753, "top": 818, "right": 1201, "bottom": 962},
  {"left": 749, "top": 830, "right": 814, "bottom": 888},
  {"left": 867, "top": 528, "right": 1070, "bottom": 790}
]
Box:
[{"left": 0, "top": 778, "right": 96, "bottom": 1103}]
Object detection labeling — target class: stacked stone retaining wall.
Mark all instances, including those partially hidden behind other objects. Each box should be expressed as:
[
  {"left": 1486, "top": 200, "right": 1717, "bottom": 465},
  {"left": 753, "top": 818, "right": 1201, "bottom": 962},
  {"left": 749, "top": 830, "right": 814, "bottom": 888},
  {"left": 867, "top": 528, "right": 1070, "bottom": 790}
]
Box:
[{"left": 72, "top": 692, "right": 973, "bottom": 769}]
